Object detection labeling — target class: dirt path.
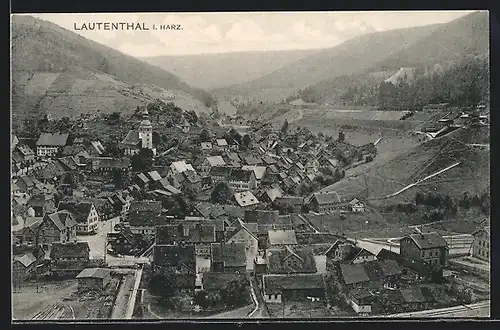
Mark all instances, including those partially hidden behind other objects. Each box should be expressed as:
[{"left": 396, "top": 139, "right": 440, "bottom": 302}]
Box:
[{"left": 111, "top": 274, "right": 135, "bottom": 319}]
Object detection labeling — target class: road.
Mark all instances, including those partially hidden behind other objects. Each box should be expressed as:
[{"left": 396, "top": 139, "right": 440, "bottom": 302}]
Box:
[
  {"left": 110, "top": 274, "right": 135, "bottom": 319},
  {"left": 77, "top": 216, "right": 121, "bottom": 259},
  {"left": 386, "top": 300, "right": 490, "bottom": 318}
]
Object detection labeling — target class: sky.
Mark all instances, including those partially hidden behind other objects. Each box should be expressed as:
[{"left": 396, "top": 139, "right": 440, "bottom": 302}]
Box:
[{"left": 23, "top": 11, "right": 476, "bottom": 57}]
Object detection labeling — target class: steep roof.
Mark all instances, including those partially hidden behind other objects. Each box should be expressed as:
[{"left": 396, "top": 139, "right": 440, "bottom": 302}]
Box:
[
  {"left": 14, "top": 253, "right": 37, "bottom": 268},
  {"left": 406, "top": 232, "right": 448, "bottom": 250},
  {"left": 50, "top": 242, "right": 90, "bottom": 259},
  {"left": 147, "top": 171, "right": 162, "bottom": 181},
  {"left": 229, "top": 168, "right": 254, "bottom": 182},
  {"left": 244, "top": 210, "right": 280, "bottom": 225},
  {"left": 44, "top": 211, "right": 76, "bottom": 231},
  {"left": 242, "top": 165, "right": 267, "bottom": 180},
  {"left": 263, "top": 187, "right": 283, "bottom": 202},
  {"left": 216, "top": 139, "right": 228, "bottom": 146},
  {"left": 57, "top": 201, "right": 94, "bottom": 224},
  {"left": 340, "top": 264, "right": 370, "bottom": 285},
  {"left": 211, "top": 242, "right": 246, "bottom": 267},
  {"left": 244, "top": 155, "right": 263, "bottom": 165},
  {"left": 36, "top": 133, "right": 69, "bottom": 146},
  {"left": 120, "top": 130, "right": 139, "bottom": 146},
  {"left": 205, "top": 156, "right": 226, "bottom": 167},
  {"left": 311, "top": 192, "right": 341, "bottom": 205},
  {"left": 153, "top": 245, "right": 196, "bottom": 272},
  {"left": 267, "top": 246, "right": 317, "bottom": 274},
  {"left": 155, "top": 224, "right": 216, "bottom": 245},
  {"left": 263, "top": 274, "right": 325, "bottom": 295},
  {"left": 129, "top": 200, "right": 162, "bottom": 213},
  {"left": 268, "top": 229, "right": 297, "bottom": 245}
]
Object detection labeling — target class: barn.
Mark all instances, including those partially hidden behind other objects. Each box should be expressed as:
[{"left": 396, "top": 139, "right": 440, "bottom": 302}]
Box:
[{"left": 76, "top": 268, "right": 112, "bottom": 292}]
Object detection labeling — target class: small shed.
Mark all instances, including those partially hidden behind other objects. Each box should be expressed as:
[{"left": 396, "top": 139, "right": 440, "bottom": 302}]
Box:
[{"left": 76, "top": 268, "right": 112, "bottom": 292}]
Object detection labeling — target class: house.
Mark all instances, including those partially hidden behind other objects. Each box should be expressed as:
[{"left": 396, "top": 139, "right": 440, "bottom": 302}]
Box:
[
  {"left": 76, "top": 268, "right": 112, "bottom": 292},
  {"left": 147, "top": 171, "right": 162, "bottom": 182},
  {"left": 57, "top": 201, "right": 100, "bottom": 235},
  {"left": 170, "top": 161, "right": 195, "bottom": 175},
  {"left": 229, "top": 168, "right": 257, "bottom": 191},
  {"left": 223, "top": 152, "right": 241, "bottom": 166},
  {"left": 201, "top": 156, "right": 226, "bottom": 173},
  {"left": 36, "top": 211, "right": 77, "bottom": 249},
  {"left": 225, "top": 219, "right": 259, "bottom": 271},
  {"left": 82, "top": 198, "right": 115, "bottom": 220},
  {"left": 348, "top": 248, "right": 378, "bottom": 264},
  {"left": 107, "top": 227, "right": 146, "bottom": 256},
  {"left": 340, "top": 264, "right": 370, "bottom": 289},
  {"left": 215, "top": 139, "right": 229, "bottom": 151},
  {"left": 12, "top": 252, "right": 40, "bottom": 284},
  {"left": 90, "top": 141, "right": 105, "bottom": 156},
  {"left": 13, "top": 217, "right": 42, "bottom": 247},
  {"left": 348, "top": 288, "right": 375, "bottom": 315},
  {"left": 244, "top": 210, "right": 280, "bottom": 224},
  {"left": 155, "top": 223, "right": 216, "bottom": 257},
  {"left": 262, "top": 274, "right": 325, "bottom": 303},
  {"left": 234, "top": 191, "right": 260, "bottom": 208},
  {"left": 12, "top": 144, "right": 35, "bottom": 168},
  {"left": 200, "top": 142, "right": 213, "bottom": 152},
  {"left": 36, "top": 133, "right": 69, "bottom": 157},
  {"left": 211, "top": 242, "right": 247, "bottom": 273},
  {"left": 120, "top": 130, "right": 140, "bottom": 155},
  {"left": 472, "top": 225, "right": 490, "bottom": 262},
  {"left": 136, "top": 173, "right": 150, "bottom": 187},
  {"left": 28, "top": 194, "right": 55, "bottom": 217},
  {"left": 87, "top": 157, "right": 131, "bottom": 174},
  {"left": 153, "top": 245, "right": 196, "bottom": 293},
  {"left": 267, "top": 229, "right": 298, "bottom": 249},
  {"left": 171, "top": 218, "right": 226, "bottom": 243},
  {"left": 308, "top": 192, "right": 341, "bottom": 213},
  {"left": 267, "top": 246, "right": 317, "bottom": 274},
  {"left": 128, "top": 201, "right": 164, "bottom": 236},
  {"left": 399, "top": 232, "right": 449, "bottom": 266},
  {"left": 349, "top": 198, "right": 365, "bottom": 213},
  {"left": 243, "top": 155, "right": 263, "bottom": 166},
  {"left": 50, "top": 241, "right": 91, "bottom": 277},
  {"left": 260, "top": 187, "right": 284, "bottom": 204},
  {"left": 274, "top": 196, "right": 304, "bottom": 213}
]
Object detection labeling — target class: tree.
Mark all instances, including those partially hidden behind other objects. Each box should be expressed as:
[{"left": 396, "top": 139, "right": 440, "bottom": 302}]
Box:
[
  {"left": 194, "top": 290, "right": 210, "bottom": 309},
  {"left": 148, "top": 271, "right": 175, "bottom": 297},
  {"left": 219, "top": 279, "right": 248, "bottom": 307},
  {"left": 131, "top": 148, "right": 153, "bottom": 172},
  {"left": 199, "top": 129, "right": 211, "bottom": 142},
  {"left": 108, "top": 112, "right": 121, "bottom": 124},
  {"left": 338, "top": 131, "right": 345, "bottom": 142},
  {"left": 211, "top": 182, "right": 232, "bottom": 204},
  {"left": 281, "top": 119, "right": 289, "bottom": 135}
]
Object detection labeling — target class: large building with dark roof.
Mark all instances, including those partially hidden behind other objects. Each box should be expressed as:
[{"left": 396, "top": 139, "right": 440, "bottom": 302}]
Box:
[
  {"left": 36, "top": 133, "right": 69, "bottom": 157},
  {"left": 399, "top": 232, "right": 449, "bottom": 267},
  {"left": 57, "top": 201, "right": 99, "bottom": 234}
]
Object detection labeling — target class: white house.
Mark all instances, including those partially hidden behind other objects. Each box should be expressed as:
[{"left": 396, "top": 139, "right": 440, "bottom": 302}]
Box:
[
  {"left": 348, "top": 289, "right": 373, "bottom": 315},
  {"left": 57, "top": 201, "right": 99, "bottom": 234},
  {"left": 201, "top": 156, "right": 226, "bottom": 173},
  {"left": 349, "top": 198, "right": 365, "bottom": 213}
]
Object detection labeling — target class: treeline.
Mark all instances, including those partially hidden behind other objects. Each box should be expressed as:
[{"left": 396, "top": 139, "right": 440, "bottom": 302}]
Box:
[
  {"left": 378, "top": 56, "right": 489, "bottom": 110},
  {"left": 295, "top": 56, "right": 489, "bottom": 110}
]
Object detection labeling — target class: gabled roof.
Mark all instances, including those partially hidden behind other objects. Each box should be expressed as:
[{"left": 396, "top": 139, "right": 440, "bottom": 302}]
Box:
[
  {"left": 244, "top": 155, "right": 262, "bottom": 165},
  {"left": 154, "top": 244, "right": 196, "bottom": 272},
  {"left": 229, "top": 168, "right": 254, "bottom": 182},
  {"left": 404, "top": 232, "right": 448, "bottom": 250},
  {"left": 14, "top": 253, "right": 37, "bottom": 268},
  {"left": 244, "top": 210, "right": 280, "bottom": 225},
  {"left": 216, "top": 139, "right": 228, "bottom": 146},
  {"left": 211, "top": 242, "right": 246, "bottom": 267},
  {"left": 241, "top": 165, "right": 267, "bottom": 180},
  {"left": 311, "top": 192, "right": 341, "bottom": 205},
  {"left": 226, "top": 218, "right": 259, "bottom": 242},
  {"left": 44, "top": 211, "right": 76, "bottom": 231},
  {"left": 170, "top": 161, "right": 195, "bottom": 173},
  {"left": 234, "top": 191, "right": 259, "bottom": 207},
  {"left": 50, "top": 241, "right": 90, "bottom": 259},
  {"left": 36, "top": 133, "right": 69, "bottom": 146},
  {"left": 263, "top": 274, "right": 325, "bottom": 295},
  {"left": 129, "top": 200, "right": 162, "bottom": 213},
  {"left": 155, "top": 224, "right": 216, "bottom": 245},
  {"left": 201, "top": 142, "right": 213, "bottom": 150},
  {"left": 340, "top": 264, "right": 370, "bottom": 285},
  {"left": 57, "top": 201, "right": 94, "bottom": 224},
  {"left": 268, "top": 229, "right": 297, "bottom": 245},
  {"left": 147, "top": 171, "right": 162, "bottom": 182},
  {"left": 209, "top": 166, "right": 233, "bottom": 178},
  {"left": 267, "top": 246, "right": 317, "bottom": 274},
  {"left": 120, "top": 130, "right": 140, "bottom": 146},
  {"left": 205, "top": 156, "right": 226, "bottom": 167}
]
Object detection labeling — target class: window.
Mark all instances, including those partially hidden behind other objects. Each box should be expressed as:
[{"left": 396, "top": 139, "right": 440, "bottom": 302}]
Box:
[{"left": 486, "top": 252, "right": 489, "bottom": 258}]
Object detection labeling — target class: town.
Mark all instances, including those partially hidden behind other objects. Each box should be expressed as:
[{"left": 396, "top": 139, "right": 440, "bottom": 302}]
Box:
[{"left": 12, "top": 98, "right": 490, "bottom": 320}]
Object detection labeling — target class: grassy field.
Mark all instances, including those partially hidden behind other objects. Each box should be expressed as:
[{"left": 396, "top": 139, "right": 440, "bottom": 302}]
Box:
[{"left": 267, "top": 301, "right": 332, "bottom": 318}]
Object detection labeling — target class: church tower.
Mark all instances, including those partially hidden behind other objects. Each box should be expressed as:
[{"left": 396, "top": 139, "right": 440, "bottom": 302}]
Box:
[{"left": 139, "top": 112, "right": 153, "bottom": 150}]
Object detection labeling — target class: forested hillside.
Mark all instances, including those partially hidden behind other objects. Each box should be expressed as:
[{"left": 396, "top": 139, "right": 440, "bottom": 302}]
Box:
[{"left": 297, "top": 55, "right": 489, "bottom": 110}]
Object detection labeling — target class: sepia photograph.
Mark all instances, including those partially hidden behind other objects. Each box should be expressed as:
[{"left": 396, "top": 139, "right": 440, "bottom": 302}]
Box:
[{"left": 10, "top": 10, "right": 490, "bottom": 321}]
